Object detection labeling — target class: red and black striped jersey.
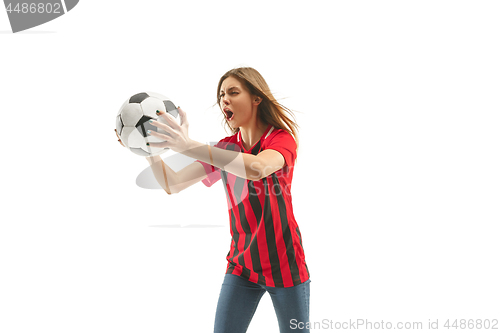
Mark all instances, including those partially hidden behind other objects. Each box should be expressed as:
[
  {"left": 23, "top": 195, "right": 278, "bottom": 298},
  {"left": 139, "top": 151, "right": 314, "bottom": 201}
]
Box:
[{"left": 196, "top": 124, "right": 310, "bottom": 288}]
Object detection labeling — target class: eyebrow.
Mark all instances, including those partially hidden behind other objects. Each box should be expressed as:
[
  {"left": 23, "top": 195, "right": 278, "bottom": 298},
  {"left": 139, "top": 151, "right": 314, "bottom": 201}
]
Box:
[{"left": 220, "top": 86, "right": 239, "bottom": 94}]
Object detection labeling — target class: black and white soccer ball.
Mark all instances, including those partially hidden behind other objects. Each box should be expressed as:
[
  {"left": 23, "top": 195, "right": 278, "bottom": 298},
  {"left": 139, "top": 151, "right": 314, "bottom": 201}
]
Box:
[{"left": 116, "top": 92, "right": 179, "bottom": 156}]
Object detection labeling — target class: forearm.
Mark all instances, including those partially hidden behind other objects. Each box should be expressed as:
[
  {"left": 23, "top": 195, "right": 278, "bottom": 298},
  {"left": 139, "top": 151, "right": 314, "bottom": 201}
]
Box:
[
  {"left": 182, "top": 140, "right": 261, "bottom": 180},
  {"left": 145, "top": 155, "right": 177, "bottom": 194}
]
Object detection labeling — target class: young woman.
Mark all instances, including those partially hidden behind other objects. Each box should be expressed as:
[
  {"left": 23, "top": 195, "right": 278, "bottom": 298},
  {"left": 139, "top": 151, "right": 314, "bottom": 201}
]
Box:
[{"left": 116, "top": 67, "right": 310, "bottom": 332}]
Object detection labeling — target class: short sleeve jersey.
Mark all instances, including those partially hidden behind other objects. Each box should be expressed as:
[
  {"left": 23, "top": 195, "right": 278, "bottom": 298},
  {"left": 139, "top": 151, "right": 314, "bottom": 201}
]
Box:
[{"left": 196, "top": 124, "right": 310, "bottom": 288}]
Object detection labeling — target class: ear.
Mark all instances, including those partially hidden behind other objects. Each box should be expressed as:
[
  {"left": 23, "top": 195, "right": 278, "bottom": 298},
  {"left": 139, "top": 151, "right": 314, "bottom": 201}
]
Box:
[{"left": 253, "top": 96, "right": 262, "bottom": 106}]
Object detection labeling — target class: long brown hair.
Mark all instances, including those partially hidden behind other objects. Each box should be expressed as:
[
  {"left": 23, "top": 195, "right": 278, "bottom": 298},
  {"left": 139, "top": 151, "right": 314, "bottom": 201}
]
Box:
[{"left": 216, "top": 67, "right": 300, "bottom": 151}]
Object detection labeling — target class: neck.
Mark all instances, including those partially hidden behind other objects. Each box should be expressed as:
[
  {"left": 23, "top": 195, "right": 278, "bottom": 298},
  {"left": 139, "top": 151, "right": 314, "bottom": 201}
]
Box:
[{"left": 239, "top": 119, "right": 268, "bottom": 150}]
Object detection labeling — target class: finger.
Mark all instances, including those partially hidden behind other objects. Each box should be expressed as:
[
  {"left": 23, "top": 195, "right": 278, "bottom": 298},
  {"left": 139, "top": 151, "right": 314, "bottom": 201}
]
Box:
[
  {"left": 149, "top": 119, "right": 175, "bottom": 136},
  {"left": 115, "top": 129, "right": 125, "bottom": 146},
  {"left": 147, "top": 141, "right": 170, "bottom": 149},
  {"left": 147, "top": 129, "right": 170, "bottom": 141},
  {"left": 177, "top": 107, "right": 189, "bottom": 126},
  {"left": 157, "top": 110, "right": 179, "bottom": 129}
]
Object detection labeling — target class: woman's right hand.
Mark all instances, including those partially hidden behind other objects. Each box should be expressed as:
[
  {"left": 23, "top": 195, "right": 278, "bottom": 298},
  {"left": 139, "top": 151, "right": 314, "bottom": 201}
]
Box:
[{"left": 115, "top": 129, "right": 125, "bottom": 147}]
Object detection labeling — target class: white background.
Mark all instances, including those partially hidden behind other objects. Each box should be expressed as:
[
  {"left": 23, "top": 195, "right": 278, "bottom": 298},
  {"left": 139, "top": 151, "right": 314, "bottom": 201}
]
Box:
[{"left": 1, "top": 1, "right": 499, "bottom": 332}]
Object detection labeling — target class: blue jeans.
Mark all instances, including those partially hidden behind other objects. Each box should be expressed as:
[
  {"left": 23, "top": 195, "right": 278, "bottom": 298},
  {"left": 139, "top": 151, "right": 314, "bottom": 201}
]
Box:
[{"left": 214, "top": 274, "right": 311, "bottom": 333}]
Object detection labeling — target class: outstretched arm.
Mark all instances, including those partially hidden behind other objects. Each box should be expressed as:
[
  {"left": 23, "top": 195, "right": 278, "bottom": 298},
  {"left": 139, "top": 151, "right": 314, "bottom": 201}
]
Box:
[
  {"left": 181, "top": 141, "right": 284, "bottom": 181},
  {"left": 145, "top": 155, "right": 208, "bottom": 194},
  {"left": 148, "top": 140, "right": 284, "bottom": 185},
  {"left": 148, "top": 108, "right": 285, "bottom": 181},
  {"left": 115, "top": 128, "right": 207, "bottom": 195}
]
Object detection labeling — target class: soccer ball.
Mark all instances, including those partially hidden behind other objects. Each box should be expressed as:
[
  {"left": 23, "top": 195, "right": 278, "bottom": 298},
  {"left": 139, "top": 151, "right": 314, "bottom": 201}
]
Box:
[{"left": 116, "top": 92, "right": 179, "bottom": 156}]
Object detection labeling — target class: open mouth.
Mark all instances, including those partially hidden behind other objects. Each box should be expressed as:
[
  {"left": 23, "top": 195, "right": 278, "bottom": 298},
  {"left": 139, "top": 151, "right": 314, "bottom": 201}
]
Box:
[{"left": 224, "top": 110, "right": 234, "bottom": 121}]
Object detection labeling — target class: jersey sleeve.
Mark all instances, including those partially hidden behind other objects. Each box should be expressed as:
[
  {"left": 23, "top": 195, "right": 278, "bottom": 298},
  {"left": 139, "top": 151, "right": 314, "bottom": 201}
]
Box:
[
  {"left": 265, "top": 130, "right": 297, "bottom": 168},
  {"left": 195, "top": 158, "right": 221, "bottom": 187}
]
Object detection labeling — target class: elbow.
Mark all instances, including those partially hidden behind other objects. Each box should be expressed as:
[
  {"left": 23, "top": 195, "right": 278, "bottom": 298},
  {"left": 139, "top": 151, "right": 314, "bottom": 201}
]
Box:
[
  {"left": 164, "top": 175, "right": 186, "bottom": 194},
  {"left": 166, "top": 183, "right": 181, "bottom": 195},
  {"left": 248, "top": 162, "right": 268, "bottom": 181},
  {"left": 251, "top": 173, "right": 266, "bottom": 182},
  {"left": 165, "top": 187, "right": 177, "bottom": 195},
  {"left": 162, "top": 183, "right": 175, "bottom": 195},
  {"left": 248, "top": 161, "right": 264, "bottom": 181},
  {"left": 248, "top": 162, "right": 282, "bottom": 181}
]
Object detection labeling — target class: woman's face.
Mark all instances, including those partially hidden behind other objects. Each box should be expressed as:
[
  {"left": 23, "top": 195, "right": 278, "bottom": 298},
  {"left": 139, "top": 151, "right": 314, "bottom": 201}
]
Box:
[{"left": 219, "top": 76, "right": 259, "bottom": 129}]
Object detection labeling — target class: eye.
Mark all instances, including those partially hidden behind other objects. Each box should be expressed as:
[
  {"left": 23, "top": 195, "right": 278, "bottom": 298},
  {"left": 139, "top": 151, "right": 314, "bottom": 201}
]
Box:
[{"left": 220, "top": 91, "right": 239, "bottom": 99}]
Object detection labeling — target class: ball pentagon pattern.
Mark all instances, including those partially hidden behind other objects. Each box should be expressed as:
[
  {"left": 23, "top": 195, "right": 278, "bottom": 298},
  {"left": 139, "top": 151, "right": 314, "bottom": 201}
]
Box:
[{"left": 116, "top": 92, "right": 179, "bottom": 156}]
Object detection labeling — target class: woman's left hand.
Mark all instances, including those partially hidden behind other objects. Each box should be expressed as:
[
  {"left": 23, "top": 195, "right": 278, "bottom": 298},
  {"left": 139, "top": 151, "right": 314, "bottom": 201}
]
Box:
[{"left": 147, "top": 107, "right": 192, "bottom": 153}]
